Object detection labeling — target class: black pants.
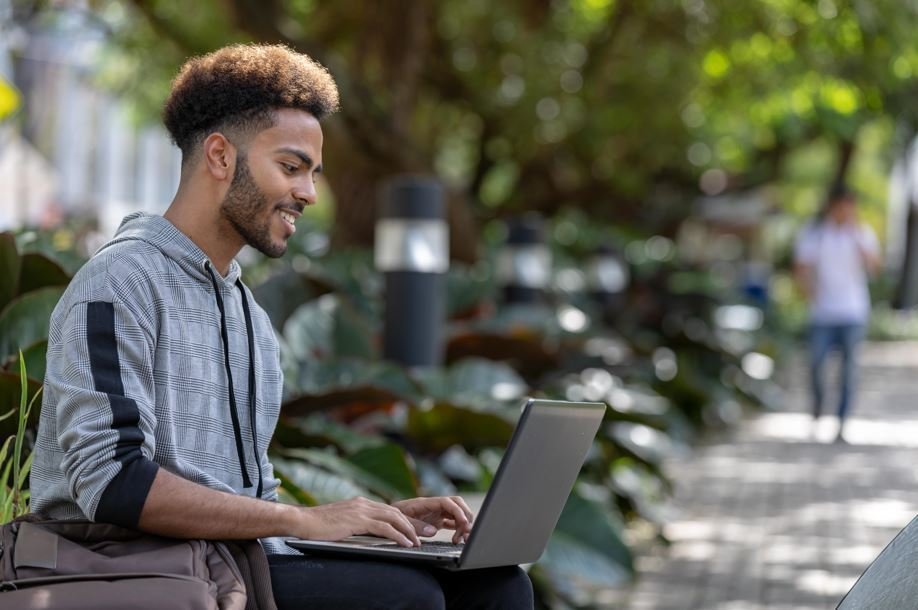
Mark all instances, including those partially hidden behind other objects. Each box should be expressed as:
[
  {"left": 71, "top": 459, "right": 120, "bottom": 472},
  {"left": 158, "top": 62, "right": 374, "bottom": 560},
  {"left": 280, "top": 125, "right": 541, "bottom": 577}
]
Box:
[{"left": 267, "top": 554, "right": 534, "bottom": 610}]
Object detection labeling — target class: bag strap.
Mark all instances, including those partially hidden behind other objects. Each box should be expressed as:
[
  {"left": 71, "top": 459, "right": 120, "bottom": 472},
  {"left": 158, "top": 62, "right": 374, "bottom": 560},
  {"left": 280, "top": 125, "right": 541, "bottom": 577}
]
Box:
[
  {"left": 13, "top": 522, "right": 59, "bottom": 569},
  {"left": 225, "top": 541, "right": 278, "bottom": 610}
]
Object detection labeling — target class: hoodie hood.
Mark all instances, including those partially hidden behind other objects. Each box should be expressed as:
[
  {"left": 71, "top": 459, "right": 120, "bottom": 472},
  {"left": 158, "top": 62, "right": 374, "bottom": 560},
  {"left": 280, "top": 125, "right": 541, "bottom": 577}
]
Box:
[{"left": 99, "top": 212, "right": 242, "bottom": 286}]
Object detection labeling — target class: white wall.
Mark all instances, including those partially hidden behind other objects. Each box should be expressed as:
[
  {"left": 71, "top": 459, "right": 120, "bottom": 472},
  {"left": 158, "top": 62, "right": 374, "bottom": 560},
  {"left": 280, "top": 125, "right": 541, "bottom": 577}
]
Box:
[{"left": 0, "top": 4, "right": 180, "bottom": 237}]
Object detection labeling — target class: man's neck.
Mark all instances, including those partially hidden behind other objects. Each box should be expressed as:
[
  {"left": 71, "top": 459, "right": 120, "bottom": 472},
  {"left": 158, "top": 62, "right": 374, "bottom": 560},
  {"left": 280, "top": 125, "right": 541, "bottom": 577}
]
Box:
[{"left": 164, "top": 184, "right": 243, "bottom": 277}]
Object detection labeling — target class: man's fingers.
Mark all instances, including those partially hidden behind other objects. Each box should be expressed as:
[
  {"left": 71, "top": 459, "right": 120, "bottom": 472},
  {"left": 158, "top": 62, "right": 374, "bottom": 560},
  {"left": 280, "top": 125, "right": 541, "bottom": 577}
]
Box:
[
  {"left": 368, "top": 521, "right": 414, "bottom": 547},
  {"left": 390, "top": 496, "right": 475, "bottom": 541},
  {"left": 376, "top": 505, "right": 421, "bottom": 546},
  {"left": 450, "top": 496, "right": 475, "bottom": 524},
  {"left": 407, "top": 516, "right": 438, "bottom": 537},
  {"left": 439, "top": 497, "right": 472, "bottom": 534}
]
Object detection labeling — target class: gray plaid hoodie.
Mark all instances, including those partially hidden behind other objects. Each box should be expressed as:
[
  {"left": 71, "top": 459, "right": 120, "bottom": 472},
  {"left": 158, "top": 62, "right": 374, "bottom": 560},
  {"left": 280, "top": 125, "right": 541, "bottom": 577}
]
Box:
[{"left": 32, "top": 212, "right": 289, "bottom": 552}]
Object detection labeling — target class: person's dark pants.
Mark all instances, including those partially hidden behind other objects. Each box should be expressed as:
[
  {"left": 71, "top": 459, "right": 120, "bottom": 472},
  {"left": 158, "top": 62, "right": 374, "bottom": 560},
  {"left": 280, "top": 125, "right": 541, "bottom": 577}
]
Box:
[
  {"left": 808, "top": 322, "right": 865, "bottom": 423},
  {"left": 267, "top": 554, "right": 534, "bottom": 610}
]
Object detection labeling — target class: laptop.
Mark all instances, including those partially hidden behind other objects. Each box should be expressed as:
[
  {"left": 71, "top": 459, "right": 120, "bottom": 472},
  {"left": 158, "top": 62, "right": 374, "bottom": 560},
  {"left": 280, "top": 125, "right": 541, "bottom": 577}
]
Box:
[{"left": 287, "top": 398, "right": 606, "bottom": 570}]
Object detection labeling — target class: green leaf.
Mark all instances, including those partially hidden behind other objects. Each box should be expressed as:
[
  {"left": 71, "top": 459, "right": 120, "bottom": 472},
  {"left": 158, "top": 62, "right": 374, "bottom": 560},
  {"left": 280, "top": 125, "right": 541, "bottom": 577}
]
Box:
[
  {"left": 539, "top": 531, "right": 631, "bottom": 592},
  {"left": 0, "top": 436, "right": 13, "bottom": 482},
  {"left": 0, "top": 286, "right": 65, "bottom": 362},
  {"left": 348, "top": 444, "right": 418, "bottom": 499},
  {"left": 412, "top": 358, "right": 528, "bottom": 409},
  {"left": 279, "top": 447, "right": 412, "bottom": 501},
  {"left": 405, "top": 403, "right": 516, "bottom": 454},
  {"left": 303, "top": 250, "right": 381, "bottom": 319},
  {"left": 283, "top": 359, "right": 419, "bottom": 416},
  {"left": 283, "top": 294, "right": 336, "bottom": 361},
  {"left": 608, "top": 457, "right": 671, "bottom": 519},
  {"left": 253, "top": 269, "right": 314, "bottom": 331},
  {"left": 445, "top": 332, "right": 559, "bottom": 380},
  {"left": 0, "top": 437, "right": 13, "bottom": 521},
  {"left": 16, "top": 450, "right": 33, "bottom": 489},
  {"left": 332, "top": 298, "right": 377, "bottom": 359},
  {"left": 0, "top": 232, "right": 20, "bottom": 311},
  {"left": 17, "top": 253, "right": 70, "bottom": 294},
  {"left": 555, "top": 490, "right": 633, "bottom": 571},
  {"left": 283, "top": 294, "right": 377, "bottom": 362},
  {"left": 274, "top": 467, "right": 319, "bottom": 506},
  {"left": 0, "top": 371, "right": 40, "bottom": 439},
  {"left": 607, "top": 422, "right": 675, "bottom": 465},
  {"left": 446, "top": 263, "right": 494, "bottom": 317},
  {"left": 271, "top": 455, "right": 377, "bottom": 505},
  {"left": 537, "top": 491, "right": 634, "bottom": 595},
  {"left": 3, "top": 339, "right": 48, "bottom": 383},
  {"left": 273, "top": 415, "right": 385, "bottom": 453}
]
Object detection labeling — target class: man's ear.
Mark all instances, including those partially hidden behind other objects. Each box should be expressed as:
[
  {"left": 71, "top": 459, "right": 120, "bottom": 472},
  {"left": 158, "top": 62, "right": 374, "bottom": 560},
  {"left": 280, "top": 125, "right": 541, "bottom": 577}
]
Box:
[{"left": 201, "top": 133, "right": 237, "bottom": 182}]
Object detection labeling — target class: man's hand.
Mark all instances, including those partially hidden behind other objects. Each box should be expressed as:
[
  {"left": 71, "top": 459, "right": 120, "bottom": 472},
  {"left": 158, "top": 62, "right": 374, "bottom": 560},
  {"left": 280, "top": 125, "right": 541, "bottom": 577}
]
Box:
[
  {"left": 298, "top": 496, "right": 425, "bottom": 547},
  {"left": 137, "top": 470, "right": 473, "bottom": 548},
  {"left": 392, "top": 496, "right": 474, "bottom": 544}
]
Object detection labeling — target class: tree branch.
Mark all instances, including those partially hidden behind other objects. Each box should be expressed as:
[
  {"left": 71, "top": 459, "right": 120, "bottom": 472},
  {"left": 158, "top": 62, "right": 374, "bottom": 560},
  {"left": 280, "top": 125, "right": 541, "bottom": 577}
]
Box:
[{"left": 127, "top": 0, "right": 211, "bottom": 55}]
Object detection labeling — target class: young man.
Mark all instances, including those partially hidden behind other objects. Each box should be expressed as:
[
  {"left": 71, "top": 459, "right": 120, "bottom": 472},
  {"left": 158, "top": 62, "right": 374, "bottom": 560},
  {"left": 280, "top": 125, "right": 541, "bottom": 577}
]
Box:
[
  {"left": 794, "top": 186, "right": 881, "bottom": 443},
  {"left": 31, "top": 44, "right": 533, "bottom": 609}
]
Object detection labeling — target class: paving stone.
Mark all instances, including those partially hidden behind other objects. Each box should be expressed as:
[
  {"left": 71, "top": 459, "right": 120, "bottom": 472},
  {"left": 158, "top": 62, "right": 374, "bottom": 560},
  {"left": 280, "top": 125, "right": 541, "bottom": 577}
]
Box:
[{"left": 616, "top": 342, "right": 918, "bottom": 610}]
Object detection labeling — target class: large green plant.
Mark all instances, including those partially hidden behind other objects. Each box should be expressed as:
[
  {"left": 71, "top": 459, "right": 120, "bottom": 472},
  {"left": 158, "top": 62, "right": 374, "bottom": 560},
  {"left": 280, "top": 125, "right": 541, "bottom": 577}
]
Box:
[
  {"left": 0, "top": 232, "right": 70, "bottom": 433},
  {"left": 259, "top": 253, "right": 663, "bottom": 603},
  {"left": 255, "top": 230, "right": 786, "bottom": 606}
]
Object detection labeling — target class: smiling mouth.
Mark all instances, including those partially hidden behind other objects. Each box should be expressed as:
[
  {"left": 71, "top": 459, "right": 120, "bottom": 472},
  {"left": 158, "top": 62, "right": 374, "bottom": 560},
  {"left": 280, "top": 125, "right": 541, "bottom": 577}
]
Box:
[{"left": 279, "top": 209, "right": 297, "bottom": 229}]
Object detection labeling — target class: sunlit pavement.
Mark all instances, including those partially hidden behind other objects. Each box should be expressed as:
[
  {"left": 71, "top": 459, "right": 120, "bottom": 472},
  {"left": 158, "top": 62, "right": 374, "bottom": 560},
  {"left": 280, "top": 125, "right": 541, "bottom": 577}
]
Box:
[{"left": 619, "top": 342, "right": 918, "bottom": 610}]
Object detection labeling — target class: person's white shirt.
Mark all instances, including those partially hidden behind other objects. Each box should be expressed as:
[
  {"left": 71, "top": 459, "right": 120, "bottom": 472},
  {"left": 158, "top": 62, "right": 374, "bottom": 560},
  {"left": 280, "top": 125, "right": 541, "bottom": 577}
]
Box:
[{"left": 794, "top": 220, "right": 879, "bottom": 324}]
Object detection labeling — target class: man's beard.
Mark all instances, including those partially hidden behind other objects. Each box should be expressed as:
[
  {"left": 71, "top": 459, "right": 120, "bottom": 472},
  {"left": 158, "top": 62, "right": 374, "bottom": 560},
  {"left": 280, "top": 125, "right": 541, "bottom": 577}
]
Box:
[{"left": 221, "top": 154, "right": 287, "bottom": 258}]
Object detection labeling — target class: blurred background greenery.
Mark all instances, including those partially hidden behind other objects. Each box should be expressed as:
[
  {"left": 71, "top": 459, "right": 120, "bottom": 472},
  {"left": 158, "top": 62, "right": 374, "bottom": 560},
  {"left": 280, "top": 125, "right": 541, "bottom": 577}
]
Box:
[{"left": 1, "top": 0, "right": 918, "bottom": 608}]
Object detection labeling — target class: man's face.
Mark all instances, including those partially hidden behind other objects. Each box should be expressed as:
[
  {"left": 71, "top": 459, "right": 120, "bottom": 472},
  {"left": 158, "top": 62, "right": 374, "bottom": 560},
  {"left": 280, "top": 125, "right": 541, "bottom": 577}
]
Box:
[
  {"left": 220, "top": 108, "right": 324, "bottom": 258},
  {"left": 828, "top": 197, "right": 856, "bottom": 225}
]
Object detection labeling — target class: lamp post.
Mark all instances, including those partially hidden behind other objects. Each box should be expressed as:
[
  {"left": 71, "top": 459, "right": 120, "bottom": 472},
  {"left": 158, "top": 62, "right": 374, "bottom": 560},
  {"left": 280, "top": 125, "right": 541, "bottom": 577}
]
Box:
[
  {"left": 375, "top": 175, "right": 448, "bottom": 367},
  {"left": 588, "top": 245, "right": 630, "bottom": 321},
  {"left": 498, "top": 215, "right": 551, "bottom": 305}
]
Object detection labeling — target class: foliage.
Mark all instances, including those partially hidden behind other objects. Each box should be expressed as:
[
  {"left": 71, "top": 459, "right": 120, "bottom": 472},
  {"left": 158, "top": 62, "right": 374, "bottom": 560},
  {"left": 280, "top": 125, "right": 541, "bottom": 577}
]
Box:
[
  {"left": 0, "top": 353, "right": 41, "bottom": 522},
  {"left": 260, "top": 217, "right": 781, "bottom": 605},
  {"left": 0, "top": 231, "right": 71, "bottom": 436},
  {"left": 11, "top": 0, "right": 913, "bottom": 250}
]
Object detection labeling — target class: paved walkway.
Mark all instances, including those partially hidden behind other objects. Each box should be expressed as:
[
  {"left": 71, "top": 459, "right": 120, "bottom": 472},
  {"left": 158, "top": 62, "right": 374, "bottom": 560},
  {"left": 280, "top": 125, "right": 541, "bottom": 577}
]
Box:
[{"left": 620, "top": 342, "right": 918, "bottom": 610}]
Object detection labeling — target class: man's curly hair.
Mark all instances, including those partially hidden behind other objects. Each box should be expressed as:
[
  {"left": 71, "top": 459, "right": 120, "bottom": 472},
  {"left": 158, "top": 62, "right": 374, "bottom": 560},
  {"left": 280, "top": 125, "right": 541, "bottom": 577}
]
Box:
[{"left": 163, "top": 44, "right": 339, "bottom": 162}]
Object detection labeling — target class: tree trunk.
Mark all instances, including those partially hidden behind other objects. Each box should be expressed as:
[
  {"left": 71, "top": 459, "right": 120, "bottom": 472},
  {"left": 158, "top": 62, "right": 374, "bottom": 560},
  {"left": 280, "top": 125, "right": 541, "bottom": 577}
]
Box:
[
  {"left": 323, "top": 120, "right": 480, "bottom": 264},
  {"left": 893, "top": 144, "right": 918, "bottom": 309},
  {"left": 832, "top": 137, "right": 857, "bottom": 187}
]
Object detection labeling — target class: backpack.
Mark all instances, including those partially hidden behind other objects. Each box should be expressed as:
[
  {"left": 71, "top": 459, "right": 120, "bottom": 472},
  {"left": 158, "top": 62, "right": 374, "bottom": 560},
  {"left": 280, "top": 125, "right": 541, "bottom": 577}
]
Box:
[{"left": 0, "top": 514, "right": 277, "bottom": 610}]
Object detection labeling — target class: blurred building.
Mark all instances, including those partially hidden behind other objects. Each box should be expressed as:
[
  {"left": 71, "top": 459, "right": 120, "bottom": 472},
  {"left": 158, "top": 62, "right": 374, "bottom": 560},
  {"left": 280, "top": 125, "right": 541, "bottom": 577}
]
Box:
[{"left": 0, "top": 1, "right": 179, "bottom": 237}]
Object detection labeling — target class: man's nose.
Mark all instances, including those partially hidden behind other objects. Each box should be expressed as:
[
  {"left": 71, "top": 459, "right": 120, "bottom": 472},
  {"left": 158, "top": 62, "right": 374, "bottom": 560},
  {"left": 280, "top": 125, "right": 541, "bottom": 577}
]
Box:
[{"left": 293, "top": 180, "right": 317, "bottom": 207}]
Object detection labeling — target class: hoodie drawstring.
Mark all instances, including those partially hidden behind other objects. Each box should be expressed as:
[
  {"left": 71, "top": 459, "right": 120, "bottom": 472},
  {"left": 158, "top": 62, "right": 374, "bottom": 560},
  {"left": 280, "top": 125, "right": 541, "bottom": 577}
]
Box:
[
  {"left": 236, "top": 280, "right": 264, "bottom": 498},
  {"left": 205, "top": 262, "right": 262, "bottom": 497}
]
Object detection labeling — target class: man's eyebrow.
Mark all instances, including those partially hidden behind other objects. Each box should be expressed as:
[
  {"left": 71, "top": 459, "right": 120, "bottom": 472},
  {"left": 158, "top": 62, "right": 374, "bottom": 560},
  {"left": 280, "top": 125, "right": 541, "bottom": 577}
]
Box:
[{"left": 276, "top": 147, "right": 322, "bottom": 173}]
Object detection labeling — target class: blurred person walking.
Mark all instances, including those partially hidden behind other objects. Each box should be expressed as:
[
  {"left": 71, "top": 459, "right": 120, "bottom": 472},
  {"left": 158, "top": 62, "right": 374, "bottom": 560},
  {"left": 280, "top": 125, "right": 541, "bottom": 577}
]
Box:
[{"left": 794, "top": 186, "right": 881, "bottom": 443}]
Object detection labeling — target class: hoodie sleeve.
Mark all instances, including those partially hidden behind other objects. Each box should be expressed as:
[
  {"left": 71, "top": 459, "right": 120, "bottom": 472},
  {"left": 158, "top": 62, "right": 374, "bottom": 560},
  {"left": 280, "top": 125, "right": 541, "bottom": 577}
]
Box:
[{"left": 50, "top": 298, "right": 160, "bottom": 527}]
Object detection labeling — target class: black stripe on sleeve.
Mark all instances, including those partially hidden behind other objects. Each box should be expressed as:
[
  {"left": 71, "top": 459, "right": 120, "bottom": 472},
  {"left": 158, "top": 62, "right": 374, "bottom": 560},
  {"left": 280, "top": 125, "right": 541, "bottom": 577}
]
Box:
[{"left": 86, "top": 301, "right": 158, "bottom": 527}]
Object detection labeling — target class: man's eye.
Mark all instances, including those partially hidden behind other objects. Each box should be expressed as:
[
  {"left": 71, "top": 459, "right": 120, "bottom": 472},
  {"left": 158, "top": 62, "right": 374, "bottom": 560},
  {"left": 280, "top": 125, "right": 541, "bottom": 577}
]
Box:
[{"left": 282, "top": 164, "right": 298, "bottom": 173}]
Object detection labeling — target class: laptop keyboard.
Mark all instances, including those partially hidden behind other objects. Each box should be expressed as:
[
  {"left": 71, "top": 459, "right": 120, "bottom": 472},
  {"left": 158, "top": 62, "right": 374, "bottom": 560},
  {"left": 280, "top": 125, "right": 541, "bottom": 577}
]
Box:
[{"left": 413, "top": 541, "right": 464, "bottom": 554}]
